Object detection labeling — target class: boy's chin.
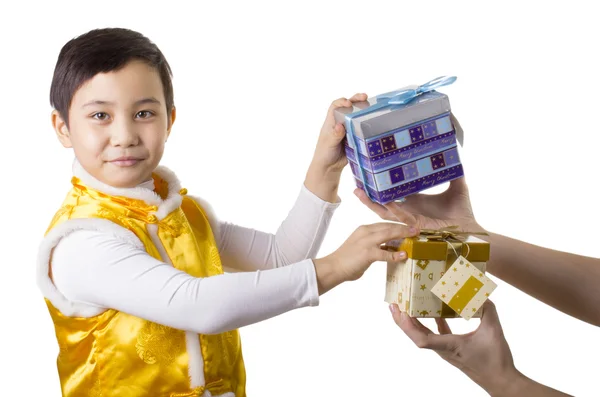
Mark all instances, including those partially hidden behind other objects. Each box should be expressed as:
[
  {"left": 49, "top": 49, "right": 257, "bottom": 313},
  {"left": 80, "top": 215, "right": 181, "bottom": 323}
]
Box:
[
  {"left": 106, "top": 174, "right": 151, "bottom": 188},
  {"left": 98, "top": 166, "right": 153, "bottom": 188}
]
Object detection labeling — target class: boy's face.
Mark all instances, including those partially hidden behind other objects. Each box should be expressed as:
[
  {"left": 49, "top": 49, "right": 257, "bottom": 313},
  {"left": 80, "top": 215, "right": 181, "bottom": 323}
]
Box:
[{"left": 52, "top": 60, "right": 176, "bottom": 188}]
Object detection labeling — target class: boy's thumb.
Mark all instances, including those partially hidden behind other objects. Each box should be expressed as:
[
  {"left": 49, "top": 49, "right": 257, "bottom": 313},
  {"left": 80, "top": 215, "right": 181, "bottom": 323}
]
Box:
[
  {"left": 333, "top": 123, "right": 346, "bottom": 140},
  {"left": 378, "top": 248, "right": 406, "bottom": 263}
]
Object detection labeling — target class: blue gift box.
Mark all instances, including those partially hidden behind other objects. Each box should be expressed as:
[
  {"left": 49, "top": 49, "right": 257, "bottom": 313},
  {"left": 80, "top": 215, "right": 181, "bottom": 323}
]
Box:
[{"left": 334, "top": 76, "right": 464, "bottom": 205}]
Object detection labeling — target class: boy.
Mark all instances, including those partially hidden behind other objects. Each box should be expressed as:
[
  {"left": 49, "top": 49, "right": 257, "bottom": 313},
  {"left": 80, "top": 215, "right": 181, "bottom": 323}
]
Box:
[{"left": 37, "top": 27, "right": 415, "bottom": 396}]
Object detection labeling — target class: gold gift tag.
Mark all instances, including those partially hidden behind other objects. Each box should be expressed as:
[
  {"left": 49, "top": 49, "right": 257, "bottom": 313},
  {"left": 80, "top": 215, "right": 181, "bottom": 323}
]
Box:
[{"left": 430, "top": 255, "right": 497, "bottom": 320}]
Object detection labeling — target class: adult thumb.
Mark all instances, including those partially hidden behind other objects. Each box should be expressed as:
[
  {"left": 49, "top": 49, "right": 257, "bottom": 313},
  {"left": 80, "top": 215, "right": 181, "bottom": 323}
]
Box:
[{"left": 480, "top": 300, "right": 503, "bottom": 332}]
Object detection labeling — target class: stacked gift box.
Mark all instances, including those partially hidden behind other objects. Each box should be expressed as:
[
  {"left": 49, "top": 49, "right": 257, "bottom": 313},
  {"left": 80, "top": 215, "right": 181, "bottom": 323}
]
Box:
[
  {"left": 334, "top": 77, "right": 464, "bottom": 205},
  {"left": 335, "top": 77, "right": 497, "bottom": 318}
]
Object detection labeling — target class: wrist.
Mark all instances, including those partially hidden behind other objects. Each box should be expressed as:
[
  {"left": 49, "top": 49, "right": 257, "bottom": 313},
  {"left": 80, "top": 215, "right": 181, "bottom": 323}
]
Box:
[
  {"left": 483, "top": 368, "right": 527, "bottom": 397},
  {"left": 313, "top": 255, "right": 346, "bottom": 295},
  {"left": 307, "top": 158, "right": 344, "bottom": 180},
  {"left": 304, "top": 161, "right": 343, "bottom": 203}
]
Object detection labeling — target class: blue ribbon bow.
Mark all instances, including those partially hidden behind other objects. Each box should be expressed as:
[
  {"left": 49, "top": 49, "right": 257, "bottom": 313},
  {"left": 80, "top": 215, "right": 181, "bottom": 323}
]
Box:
[
  {"left": 375, "top": 75, "right": 456, "bottom": 105},
  {"left": 345, "top": 76, "right": 457, "bottom": 203}
]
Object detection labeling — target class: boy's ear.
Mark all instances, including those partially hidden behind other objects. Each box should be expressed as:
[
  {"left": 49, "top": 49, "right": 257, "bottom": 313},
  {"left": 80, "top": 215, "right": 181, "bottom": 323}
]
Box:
[
  {"left": 166, "top": 106, "right": 177, "bottom": 141},
  {"left": 52, "top": 110, "right": 72, "bottom": 148}
]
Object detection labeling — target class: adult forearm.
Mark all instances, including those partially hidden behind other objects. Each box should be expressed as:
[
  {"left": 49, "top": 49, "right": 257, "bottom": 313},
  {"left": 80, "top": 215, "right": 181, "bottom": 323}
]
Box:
[
  {"left": 485, "top": 232, "right": 600, "bottom": 326},
  {"left": 486, "top": 371, "right": 573, "bottom": 397}
]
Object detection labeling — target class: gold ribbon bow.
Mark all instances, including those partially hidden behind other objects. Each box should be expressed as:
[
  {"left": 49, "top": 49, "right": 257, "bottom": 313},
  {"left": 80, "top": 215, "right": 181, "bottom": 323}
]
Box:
[
  {"left": 382, "top": 225, "right": 488, "bottom": 252},
  {"left": 417, "top": 225, "right": 488, "bottom": 262},
  {"left": 419, "top": 225, "right": 488, "bottom": 242}
]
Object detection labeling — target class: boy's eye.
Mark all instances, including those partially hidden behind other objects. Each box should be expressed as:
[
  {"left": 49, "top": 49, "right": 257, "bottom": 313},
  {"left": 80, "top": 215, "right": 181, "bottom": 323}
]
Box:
[
  {"left": 136, "top": 110, "right": 154, "bottom": 119},
  {"left": 92, "top": 112, "right": 109, "bottom": 121}
]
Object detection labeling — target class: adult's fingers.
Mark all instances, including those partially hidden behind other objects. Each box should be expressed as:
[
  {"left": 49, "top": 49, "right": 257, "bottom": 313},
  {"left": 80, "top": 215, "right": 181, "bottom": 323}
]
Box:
[
  {"left": 480, "top": 300, "right": 503, "bottom": 332},
  {"left": 382, "top": 201, "right": 418, "bottom": 225},
  {"left": 354, "top": 189, "right": 394, "bottom": 221},
  {"left": 448, "top": 175, "right": 469, "bottom": 194},
  {"left": 391, "top": 308, "right": 462, "bottom": 352},
  {"left": 435, "top": 318, "right": 453, "bottom": 335}
]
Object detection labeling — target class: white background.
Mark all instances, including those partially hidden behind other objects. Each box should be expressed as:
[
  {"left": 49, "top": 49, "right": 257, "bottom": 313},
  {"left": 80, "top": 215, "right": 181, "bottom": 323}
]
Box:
[{"left": 1, "top": 1, "right": 598, "bottom": 395}]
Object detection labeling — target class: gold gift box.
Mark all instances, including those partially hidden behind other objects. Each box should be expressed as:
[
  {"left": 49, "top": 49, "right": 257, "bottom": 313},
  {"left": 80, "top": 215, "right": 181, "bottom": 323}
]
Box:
[{"left": 384, "top": 230, "right": 490, "bottom": 318}]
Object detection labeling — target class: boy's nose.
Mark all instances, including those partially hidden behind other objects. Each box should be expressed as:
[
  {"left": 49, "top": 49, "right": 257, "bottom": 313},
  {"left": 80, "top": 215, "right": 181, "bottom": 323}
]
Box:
[{"left": 110, "top": 122, "right": 139, "bottom": 147}]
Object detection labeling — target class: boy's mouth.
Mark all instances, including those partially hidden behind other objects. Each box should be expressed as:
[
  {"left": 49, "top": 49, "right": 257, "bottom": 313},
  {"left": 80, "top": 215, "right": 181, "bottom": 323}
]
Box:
[{"left": 109, "top": 156, "right": 144, "bottom": 167}]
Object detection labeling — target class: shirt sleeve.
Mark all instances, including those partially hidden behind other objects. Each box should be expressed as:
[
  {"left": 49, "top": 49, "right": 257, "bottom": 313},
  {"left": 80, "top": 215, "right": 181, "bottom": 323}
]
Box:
[
  {"left": 217, "top": 184, "right": 341, "bottom": 272},
  {"left": 51, "top": 229, "right": 320, "bottom": 335}
]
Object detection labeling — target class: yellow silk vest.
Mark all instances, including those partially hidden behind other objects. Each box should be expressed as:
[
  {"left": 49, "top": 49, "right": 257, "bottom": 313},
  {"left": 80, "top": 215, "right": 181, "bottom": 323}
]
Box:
[{"left": 38, "top": 166, "right": 246, "bottom": 397}]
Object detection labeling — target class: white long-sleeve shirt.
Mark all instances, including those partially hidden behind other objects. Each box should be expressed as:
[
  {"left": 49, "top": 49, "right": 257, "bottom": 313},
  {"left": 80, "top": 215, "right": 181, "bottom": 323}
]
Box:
[{"left": 51, "top": 183, "right": 340, "bottom": 335}]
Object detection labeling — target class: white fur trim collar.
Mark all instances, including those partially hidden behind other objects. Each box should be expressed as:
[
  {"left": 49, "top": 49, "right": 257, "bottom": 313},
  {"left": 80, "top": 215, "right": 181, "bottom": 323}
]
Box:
[
  {"left": 37, "top": 218, "right": 145, "bottom": 317},
  {"left": 72, "top": 159, "right": 183, "bottom": 221}
]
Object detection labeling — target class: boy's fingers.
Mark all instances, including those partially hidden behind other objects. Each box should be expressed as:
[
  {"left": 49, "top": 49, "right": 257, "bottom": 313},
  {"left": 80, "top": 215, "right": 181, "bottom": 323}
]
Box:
[
  {"left": 324, "top": 94, "right": 367, "bottom": 132},
  {"left": 376, "top": 248, "right": 407, "bottom": 263},
  {"left": 327, "top": 93, "right": 366, "bottom": 119},
  {"left": 370, "top": 224, "right": 419, "bottom": 244},
  {"left": 329, "top": 97, "right": 352, "bottom": 110},
  {"left": 349, "top": 92, "right": 367, "bottom": 102},
  {"left": 356, "top": 222, "right": 391, "bottom": 234},
  {"left": 330, "top": 123, "right": 346, "bottom": 139},
  {"left": 359, "top": 222, "right": 411, "bottom": 234},
  {"left": 323, "top": 97, "right": 355, "bottom": 130}
]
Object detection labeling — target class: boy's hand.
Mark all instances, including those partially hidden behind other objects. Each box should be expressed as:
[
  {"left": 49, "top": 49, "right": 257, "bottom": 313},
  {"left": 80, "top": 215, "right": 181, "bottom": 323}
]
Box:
[
  {"left": 304, "top": 93, "right": 367, "bottom": 203},
  {"left": 354, "top": 177, "right": 486, "bottom": 234},
  {"left": 313, "top": 222, "right": 418, "bottom": 294},
  {"left": 390, "top": 300, "right": 521, "bottom": 395},
  {"left": 311, "top": 93, "right": 367, "bottom": 172}
]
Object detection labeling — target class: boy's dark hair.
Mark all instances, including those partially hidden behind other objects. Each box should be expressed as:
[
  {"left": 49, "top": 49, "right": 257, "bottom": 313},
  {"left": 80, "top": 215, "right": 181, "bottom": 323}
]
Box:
[{"left": 50, "top": 28, "right": 174, "bottom": 128}]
